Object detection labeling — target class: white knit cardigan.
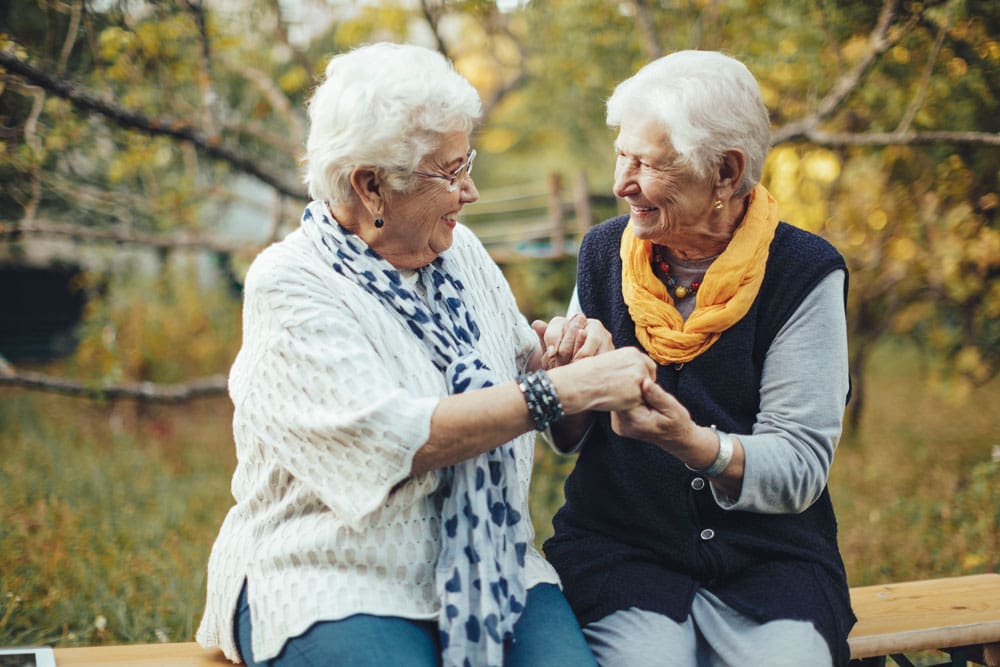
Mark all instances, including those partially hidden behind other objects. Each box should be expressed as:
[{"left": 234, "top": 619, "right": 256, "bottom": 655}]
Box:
[{"left": 195, "top": 223, "right": 559, "bottom": 663}]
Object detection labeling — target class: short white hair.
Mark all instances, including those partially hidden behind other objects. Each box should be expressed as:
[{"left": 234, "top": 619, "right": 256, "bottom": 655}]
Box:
[
  {"left": 606, "top": 50, "right": 771, "bottom": 197},
  {"left": 304, "top": 42, "right": 482, "bottom": 204}
]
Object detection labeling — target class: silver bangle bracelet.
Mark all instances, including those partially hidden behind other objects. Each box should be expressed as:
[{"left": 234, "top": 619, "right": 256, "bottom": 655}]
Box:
[{"left": 685, "top": 426, "right": 735, "bottom": 478}]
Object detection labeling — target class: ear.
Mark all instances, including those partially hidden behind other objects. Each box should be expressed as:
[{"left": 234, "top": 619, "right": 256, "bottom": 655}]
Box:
[
  {"left": 349, "top": 167, "right": 384, "bottom": 216},
  {"left": 715, "top": 149, "right": 747, "bottom": 198}
]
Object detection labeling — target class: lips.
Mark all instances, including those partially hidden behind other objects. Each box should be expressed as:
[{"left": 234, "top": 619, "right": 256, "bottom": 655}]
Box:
[{"left": 630, "top": 204, "right": 658, "bottom": 215}]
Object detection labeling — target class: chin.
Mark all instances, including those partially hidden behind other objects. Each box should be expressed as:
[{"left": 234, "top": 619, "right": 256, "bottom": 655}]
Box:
[
  {"left": 432, "top": 232, "right": 455, "bottom": 255},
  {"left": 630, "top": 222, "right": 662, "bottom": 241}
]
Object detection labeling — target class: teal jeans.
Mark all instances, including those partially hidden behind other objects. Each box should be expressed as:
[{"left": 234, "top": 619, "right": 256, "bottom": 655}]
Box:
[{"left": 235, "top": 581, "right": 597, "bottom": 666}]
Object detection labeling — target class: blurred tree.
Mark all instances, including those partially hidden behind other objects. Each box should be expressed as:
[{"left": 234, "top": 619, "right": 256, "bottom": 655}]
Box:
[{"left": 0, "top": 0, "right": 997, "bottom": 425}]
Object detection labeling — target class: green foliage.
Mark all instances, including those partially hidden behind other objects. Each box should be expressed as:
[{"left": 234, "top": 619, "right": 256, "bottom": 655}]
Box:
[
  {"left": 508, "top": 0, "right": 639, "bottom": 171},
  {"left": 70, "top": 259, "right": 241, "bottom": 384},
  {"left": 3, "top": 0, "right": 998, "bottom": 396},
  {"left": 501, "top": 256, "right": 578, "bottom": 322}
]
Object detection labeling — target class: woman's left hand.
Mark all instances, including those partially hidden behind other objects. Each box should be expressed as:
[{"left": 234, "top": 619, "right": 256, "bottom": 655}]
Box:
[
  {"left": 611, "top": 378, "right": 699, "bottom": 450},
  {"left": 531, "top": 314, "right": 614, "bottom": 370},
  {"left": 615, "top": 379, "right": 745, "bottom": 494}
]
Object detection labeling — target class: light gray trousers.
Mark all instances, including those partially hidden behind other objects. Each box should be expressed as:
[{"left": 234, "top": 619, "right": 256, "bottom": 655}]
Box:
[{"left": 582, "top": 588, "right": 832, "bottom": 667}]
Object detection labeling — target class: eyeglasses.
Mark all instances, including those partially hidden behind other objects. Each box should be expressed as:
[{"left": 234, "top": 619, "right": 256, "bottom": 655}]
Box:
[{"left": 413, "top": 149, "right": 476, "bottom": 192}]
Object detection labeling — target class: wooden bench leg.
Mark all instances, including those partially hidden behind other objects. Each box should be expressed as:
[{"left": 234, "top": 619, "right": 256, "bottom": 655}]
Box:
[
  {"left": 868, "top": 647, "right": 985, "bottom": 667},
  {"left": 945, "top": 646, "right": 973, "bottom": 666},
  {"left": 849, "top": 653, "right": 979, "bottom": 667}
]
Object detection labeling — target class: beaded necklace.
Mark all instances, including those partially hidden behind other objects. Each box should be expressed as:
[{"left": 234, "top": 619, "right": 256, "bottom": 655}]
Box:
[{"left": 651, "top": 244, "right": 705, "bottom": 299}]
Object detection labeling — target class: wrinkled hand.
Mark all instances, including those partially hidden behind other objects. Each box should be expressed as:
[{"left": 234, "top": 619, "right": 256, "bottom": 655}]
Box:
[
  {"left": 531, "top": 314, "right": 615, "bottom": 370},
  {"left": 611, "top": 378, "right": 695, "bottom": 447},
  {"left": 552, "top": 346, "right": 656, "bottom": 413}
]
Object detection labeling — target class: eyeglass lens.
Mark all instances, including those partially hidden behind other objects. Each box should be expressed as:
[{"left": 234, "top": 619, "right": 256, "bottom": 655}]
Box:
[{"left": 448, "top": 150, "right": 476, "bottom": 190}]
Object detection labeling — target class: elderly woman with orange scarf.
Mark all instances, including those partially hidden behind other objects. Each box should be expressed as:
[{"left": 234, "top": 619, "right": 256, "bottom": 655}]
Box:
[{"left": 541, "top": 50, "right": 856, "bottom": 666}]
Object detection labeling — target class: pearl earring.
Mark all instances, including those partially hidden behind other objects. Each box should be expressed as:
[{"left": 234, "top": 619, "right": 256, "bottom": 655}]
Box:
[{"left": 374, "top": 217, "right": 384, "bottom": 228}]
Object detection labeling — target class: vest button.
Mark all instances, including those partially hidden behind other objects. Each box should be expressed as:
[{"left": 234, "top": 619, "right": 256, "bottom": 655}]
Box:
[
  {"left": 690, "top": 477, "right": 706, "bottom": 491},
  {"left": 700, "top": 528, "right": 716, "bottom": 541}
]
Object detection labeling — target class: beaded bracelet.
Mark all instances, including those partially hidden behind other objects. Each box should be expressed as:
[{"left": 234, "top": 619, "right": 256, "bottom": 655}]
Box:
[
  {"left": 517, "top": 369, "right": 564, "bottom": 431},
  {"left": 685, "top": 425, "right": 734, "bottom": 478}
]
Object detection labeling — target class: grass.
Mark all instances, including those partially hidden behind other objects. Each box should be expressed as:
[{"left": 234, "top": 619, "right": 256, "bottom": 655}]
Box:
[
  {"left": 0, "top": 341, "right": 997, "bottom": 650},
  {"left": 830, "top": 343, "right": 999, "bottom": 584},
  {"left": 0, "top": 396, "right": 235, "bottom": 647}
]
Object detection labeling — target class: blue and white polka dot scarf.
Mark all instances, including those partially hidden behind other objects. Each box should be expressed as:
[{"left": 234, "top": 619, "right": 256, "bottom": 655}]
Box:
[{"left": 301, "top": 201, "right": 529, "bottom": 667}]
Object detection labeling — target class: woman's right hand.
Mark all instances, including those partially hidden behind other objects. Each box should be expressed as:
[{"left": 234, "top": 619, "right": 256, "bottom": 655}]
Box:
[
  {"left": 548, "top": 346, "right": 655, "bottom": 414},
  {"left": 531, "top": 313, "right": 615, "bottom": 370}
]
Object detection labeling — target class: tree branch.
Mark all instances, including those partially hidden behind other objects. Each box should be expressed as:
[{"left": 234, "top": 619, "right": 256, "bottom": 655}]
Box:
[
  {"left": 6, "top": 80, "right": 44, "bottom": 225},
  {"left": 419, "top": 0, "right": 452, "bottom": 62},
  {"left": 772, "top": 0, "right": 902, "bottom": 144},
  {"left": 13, "top": 159, "right": 163, "bottom": 226},
  {"left": 481, "top": 69, "right": 527, "bottom": 121},
  {"left": 264, "top": 0, "right": 315, "bottom": 75},
  {"left": 0, "top": 369, "right": 228, "bottom": 402},
  {"left": 896, "top": 10, "right": 948, "bottom": 134},
  {"left": 225, "top": 57, "right": 305, "bottom": 148},
  {"left": 0, "top": 219, "right": 254, "bottom": 253},
  {"left": 0, "top": 48, "right": 308, "bottom": 200},
  {"left": 218, "top": 116, "right": 300, "bottom": 156},
  {"left": 182, "top": 0, "right": 219, "bottom": 137},
  {"left": 57, "top": 0, "right": 83, "bottom": 76},
  {"left": 628, "top": 0, "right": 661, "bottom": 60},
  {"left": 476, "top": 12, "right": 529, "bottom": 121},
  {"left": 791, "top": 129, "right": 1000, "bottom": 147}
]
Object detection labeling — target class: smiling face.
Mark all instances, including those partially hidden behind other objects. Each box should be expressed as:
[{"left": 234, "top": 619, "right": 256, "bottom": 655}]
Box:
[
  {"left": 612, "top": 115, "right": 718, "bottom": 249},
  {"left": 377, "top": 131, "right": 479, "bottom": 270}
]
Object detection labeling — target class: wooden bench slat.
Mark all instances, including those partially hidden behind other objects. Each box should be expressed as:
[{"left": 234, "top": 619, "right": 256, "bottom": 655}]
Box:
[
  {"left": 53, "top": 641, "right": 230, "bottom": 666},
  {"left": 848, "top": 573, "right": 1000, "bottom": 660}
]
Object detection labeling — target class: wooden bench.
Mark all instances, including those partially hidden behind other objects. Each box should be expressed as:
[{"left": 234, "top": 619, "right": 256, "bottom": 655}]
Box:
[
  {"left": 34, "top": 573, "right": 1000, "bottom": 666},
  {"left": 848, "top": 574, "right": 1000, "bottom": 666},
  {"left": 53, "top": 642, "right": 229, "bottom": 665}
]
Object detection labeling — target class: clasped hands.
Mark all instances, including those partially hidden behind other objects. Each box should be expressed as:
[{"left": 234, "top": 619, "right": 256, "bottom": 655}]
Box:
[{"left": 531, "top": 314, "right": 697, "bottom": 448}]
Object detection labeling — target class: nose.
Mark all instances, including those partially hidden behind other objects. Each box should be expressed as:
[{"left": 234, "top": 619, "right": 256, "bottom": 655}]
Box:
[
  {"left": 459, "top": 175, "right": 479, "bottom": 204},
  {"left": 613, "top": 161, "right": 638, "bottom": 199}
]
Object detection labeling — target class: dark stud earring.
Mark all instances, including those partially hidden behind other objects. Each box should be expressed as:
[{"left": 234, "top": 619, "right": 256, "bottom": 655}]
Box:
[{"left": 374, "top": 217, "right": 384, "bottom": 228}]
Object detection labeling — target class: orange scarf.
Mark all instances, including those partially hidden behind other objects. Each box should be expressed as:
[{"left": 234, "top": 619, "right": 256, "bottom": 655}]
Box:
[{"left": 620, "top": 183, "right": 780, "bottom": 364}]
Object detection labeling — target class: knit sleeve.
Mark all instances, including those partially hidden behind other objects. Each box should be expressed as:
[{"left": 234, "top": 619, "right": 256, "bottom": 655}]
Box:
[{"left": 232, "top": 252, "right": 440, "bottom": 528}]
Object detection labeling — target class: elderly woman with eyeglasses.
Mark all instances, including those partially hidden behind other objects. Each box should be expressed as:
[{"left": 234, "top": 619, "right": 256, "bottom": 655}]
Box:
[
  {"left": 541, "top": 50, "right": 856, "bottom": 666},
  {"left": 195, "top": 42, "right": 654, "bottom": 667}
]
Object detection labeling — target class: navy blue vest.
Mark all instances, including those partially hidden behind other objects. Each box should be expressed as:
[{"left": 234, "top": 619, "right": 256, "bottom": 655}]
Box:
[{"left": 544, "top": 215, "right": 856, "bottom": 665}]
